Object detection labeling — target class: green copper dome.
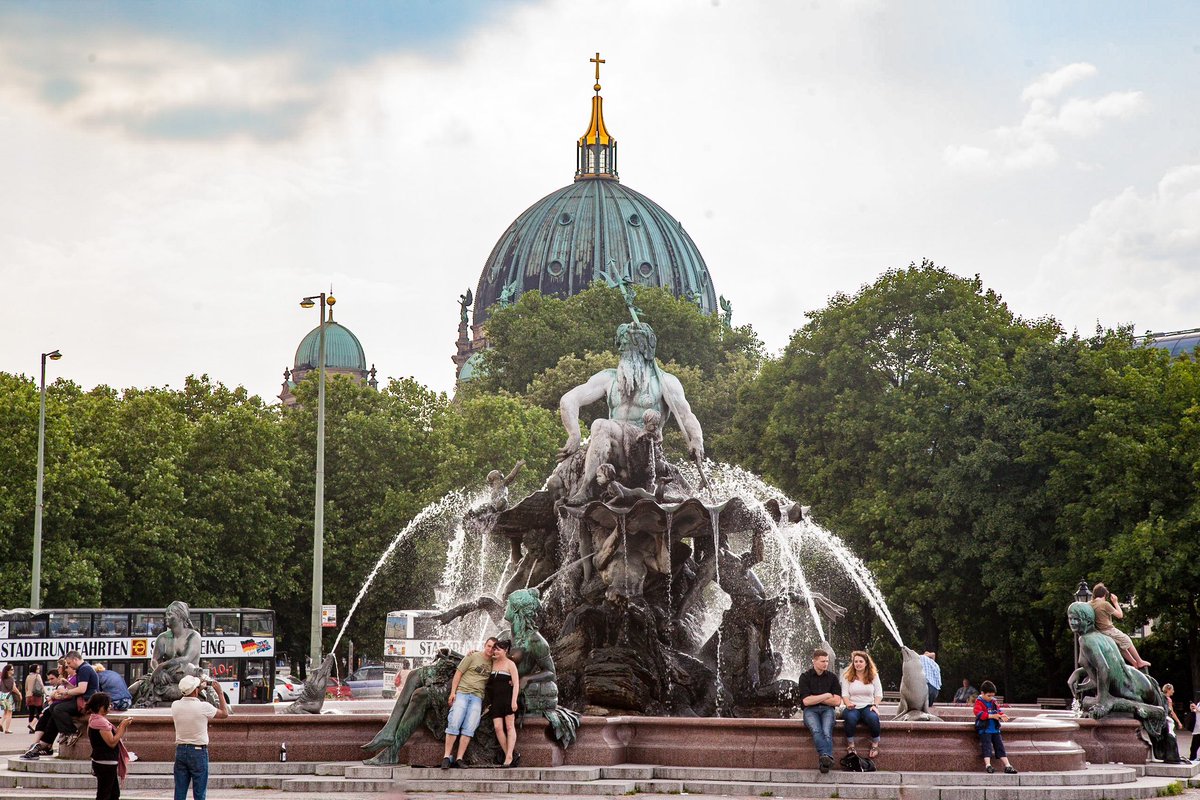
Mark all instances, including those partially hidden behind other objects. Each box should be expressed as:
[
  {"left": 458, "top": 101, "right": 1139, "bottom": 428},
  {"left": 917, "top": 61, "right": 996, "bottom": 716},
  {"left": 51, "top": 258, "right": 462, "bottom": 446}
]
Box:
[
  {"left": 472, "top": 179, "right": 717, "bottom": 329},
  {"left": 470, "top": 69, "right": 716, "bottom": 330},
  {"left": 294, "top": 321, "right": 367, "bottom": 372}
]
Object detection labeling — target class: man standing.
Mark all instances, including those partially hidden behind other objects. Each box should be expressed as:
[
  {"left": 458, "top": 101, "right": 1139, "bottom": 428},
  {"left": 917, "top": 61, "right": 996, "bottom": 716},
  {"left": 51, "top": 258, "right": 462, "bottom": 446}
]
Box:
[
  {"left": 796, "top": 648, "right": 842, "bottom": 773},
  {"left": 172, "top": 674, "right": 229, "bottom": 800},
  {"left": 441, "top": 638, "right": 497, "bottom": 769},
  {"left": 920, "top": 651, "right": 942, "bottom": 707},
  {"left": 21, "top": 650, "right": 96, "bottom": 759}
]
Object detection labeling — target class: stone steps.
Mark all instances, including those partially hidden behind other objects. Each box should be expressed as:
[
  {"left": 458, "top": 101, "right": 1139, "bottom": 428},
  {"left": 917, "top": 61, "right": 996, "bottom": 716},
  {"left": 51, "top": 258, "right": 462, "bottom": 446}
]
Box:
[{"left": 0, "top": 757, "right": 1194, "bottom": 799}]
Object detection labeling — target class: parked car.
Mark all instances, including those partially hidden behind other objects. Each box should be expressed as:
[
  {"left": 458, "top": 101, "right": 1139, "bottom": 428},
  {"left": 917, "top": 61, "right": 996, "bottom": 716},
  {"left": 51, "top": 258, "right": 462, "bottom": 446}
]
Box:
[
  {"left": 345, "top": 665, "right": 385, "bottom": 698},
  {"left": 325, "top": 676, "right": 352, "bottom": 700},
  {"left": 273, "top": 675, "right": 301, "bottom": 702}
]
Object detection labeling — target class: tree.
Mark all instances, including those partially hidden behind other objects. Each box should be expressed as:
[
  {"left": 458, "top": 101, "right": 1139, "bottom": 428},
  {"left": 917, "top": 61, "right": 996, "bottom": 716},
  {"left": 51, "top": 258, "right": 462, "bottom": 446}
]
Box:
[{"left": 733, "top": 262, "right": 1056, "bottom": 663}]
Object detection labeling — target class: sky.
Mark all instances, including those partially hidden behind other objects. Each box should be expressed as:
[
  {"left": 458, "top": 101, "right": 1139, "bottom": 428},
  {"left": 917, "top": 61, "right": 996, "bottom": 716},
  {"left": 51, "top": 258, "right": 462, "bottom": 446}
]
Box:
[{"left": 3, "top": 0, "right": 1200, "bottom": 401}]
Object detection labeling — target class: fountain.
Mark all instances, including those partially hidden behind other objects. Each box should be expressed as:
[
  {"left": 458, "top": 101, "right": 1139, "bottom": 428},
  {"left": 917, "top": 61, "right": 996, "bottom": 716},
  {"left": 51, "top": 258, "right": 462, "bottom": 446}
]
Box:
[{"left": 57, "top": 313, "right": 1156, "bottom": 780}]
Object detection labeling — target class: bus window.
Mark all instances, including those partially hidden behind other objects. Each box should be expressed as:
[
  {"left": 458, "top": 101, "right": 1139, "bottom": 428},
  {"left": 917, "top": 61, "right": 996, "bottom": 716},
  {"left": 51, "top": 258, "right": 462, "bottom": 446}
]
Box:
[
  {"left": 204, "top": 612, "right": 240, "bottom": 636},
  {"left": 205, "top": 658, "right": 239, "bottom": 682},
  {"left": 241, "top": 613, "right": 273, "bottom": 638},
  {"left": 49, "top": 613, "right": 92, "bottom": 637},
  {"left": 384, "top": 613, "right": 410, "bottom": 640},
  {"left": 241, "top": 659, "right": 273, "bottom": 703},
  {"left": 95, "top": 613, "right": 130, "bottom": 637},
  {"left": 189, "top": 613, "right": 202, "bottom": 631},
  {"left": 9, "top": 619, "right": 47, "bottom": 638},
  {"left": 131, "top": 613, "right": 163, "bottom": 637}
]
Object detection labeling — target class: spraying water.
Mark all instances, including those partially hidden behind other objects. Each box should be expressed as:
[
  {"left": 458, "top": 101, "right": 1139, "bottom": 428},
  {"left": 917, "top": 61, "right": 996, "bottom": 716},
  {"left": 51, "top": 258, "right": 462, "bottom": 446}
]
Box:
[{"left": 330, "top": 491, "right": 471, "bottom": 654}]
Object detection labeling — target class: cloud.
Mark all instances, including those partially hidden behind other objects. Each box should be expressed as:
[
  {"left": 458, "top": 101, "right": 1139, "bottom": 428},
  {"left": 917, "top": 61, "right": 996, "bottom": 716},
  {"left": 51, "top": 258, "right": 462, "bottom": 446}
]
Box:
[
  {"left": 1020, "top": 62, "right": 1096, "bottom": 103},
  {"left": 945, "top": 63, "right": 1145, "bottom": 175},
  {"left": 0, "top": 1, "right": 528, "bottom": 141},
  {"left": 1033, "top": 164, "right": 1200, "bottom": 331}
]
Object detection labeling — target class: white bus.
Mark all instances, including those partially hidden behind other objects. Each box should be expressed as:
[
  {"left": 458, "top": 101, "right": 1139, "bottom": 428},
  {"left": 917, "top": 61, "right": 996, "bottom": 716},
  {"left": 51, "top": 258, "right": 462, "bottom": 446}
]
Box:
[
  {"left": 381, "top": 610, "right": 462, "bottom": 697},
  {"left": 0, "top": 607, "right": 277, "bottom": 705}
]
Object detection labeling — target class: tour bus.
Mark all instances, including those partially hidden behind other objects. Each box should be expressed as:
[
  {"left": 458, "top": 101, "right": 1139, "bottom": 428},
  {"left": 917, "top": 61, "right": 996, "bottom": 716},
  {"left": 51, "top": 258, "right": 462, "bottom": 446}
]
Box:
[
  {"left": 0, "top": 607, "right": 276, "bottom": 705},
  {"left": 381, "top": 609, "right": 462, "bottom": 697}
]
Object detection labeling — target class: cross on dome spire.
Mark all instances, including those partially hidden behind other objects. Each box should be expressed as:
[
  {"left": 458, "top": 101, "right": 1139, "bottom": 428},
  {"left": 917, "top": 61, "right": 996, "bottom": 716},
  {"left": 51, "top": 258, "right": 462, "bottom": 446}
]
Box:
[
  {"left": 590, "top": 51, "right": 605, "bottom": 90},
  {"left": 576, "top": 52, "right": 618, "bottom": 181}
]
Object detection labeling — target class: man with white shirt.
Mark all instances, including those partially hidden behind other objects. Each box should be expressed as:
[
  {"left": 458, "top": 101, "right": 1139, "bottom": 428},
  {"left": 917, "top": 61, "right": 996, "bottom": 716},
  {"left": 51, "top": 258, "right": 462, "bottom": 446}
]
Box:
[{"left": 171, "top": 674, "right": 228, "bottom": 800}]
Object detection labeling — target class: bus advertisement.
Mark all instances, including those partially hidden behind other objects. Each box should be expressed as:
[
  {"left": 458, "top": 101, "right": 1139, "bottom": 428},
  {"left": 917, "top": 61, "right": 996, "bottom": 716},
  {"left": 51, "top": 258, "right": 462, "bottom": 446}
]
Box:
[
  {"left": 0, "top": 607, "right": 277, "bottom": 705},
  {"left": 381, "top": 609, "right": 463, "bottom": 697}
]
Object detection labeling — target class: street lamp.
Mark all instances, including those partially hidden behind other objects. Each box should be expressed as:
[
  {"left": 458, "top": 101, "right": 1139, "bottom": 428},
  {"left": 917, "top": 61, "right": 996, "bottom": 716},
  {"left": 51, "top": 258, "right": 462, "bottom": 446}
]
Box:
[
  {"left": 1074, "top": 579, "right": 1092, "bottom": 605},
  {"left": 1072, "top": 578, "right": 1092, "bottom": 671},
  {"left": 299, "top": 293, "right": 334, "bottom": 667},
  {"left": 31, "top": 349, "right": 62, "bottom": 609}
]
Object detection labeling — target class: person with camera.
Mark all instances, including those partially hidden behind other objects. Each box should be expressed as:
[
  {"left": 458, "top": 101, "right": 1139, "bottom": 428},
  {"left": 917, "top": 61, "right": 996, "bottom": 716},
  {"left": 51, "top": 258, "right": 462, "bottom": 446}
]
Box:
[{"left": 171, "top": 674, "right": 228, "bottom": 800}]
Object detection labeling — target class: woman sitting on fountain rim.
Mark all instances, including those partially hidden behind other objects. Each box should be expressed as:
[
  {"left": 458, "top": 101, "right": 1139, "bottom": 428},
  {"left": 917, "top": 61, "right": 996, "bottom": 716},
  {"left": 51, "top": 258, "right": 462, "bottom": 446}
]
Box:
[{"left": 840, "top": 650, "right": 883, "bottom": 761}]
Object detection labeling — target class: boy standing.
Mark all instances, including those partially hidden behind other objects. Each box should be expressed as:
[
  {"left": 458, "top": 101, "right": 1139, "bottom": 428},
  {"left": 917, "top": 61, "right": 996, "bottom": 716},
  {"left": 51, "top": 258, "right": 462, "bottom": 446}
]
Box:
[
  {"left": 973, "top": 680, "right": 1018, "bottom": 774},
  {"left": 796, "top": 648, "right": 842, "bottom": 773}
]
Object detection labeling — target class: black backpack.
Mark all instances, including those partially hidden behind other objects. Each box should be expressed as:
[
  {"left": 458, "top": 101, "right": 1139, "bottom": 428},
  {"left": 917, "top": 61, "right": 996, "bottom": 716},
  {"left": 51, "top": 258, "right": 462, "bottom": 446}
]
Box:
[{"left": 840, "top": 752, "right": 877, "bottom": 772}]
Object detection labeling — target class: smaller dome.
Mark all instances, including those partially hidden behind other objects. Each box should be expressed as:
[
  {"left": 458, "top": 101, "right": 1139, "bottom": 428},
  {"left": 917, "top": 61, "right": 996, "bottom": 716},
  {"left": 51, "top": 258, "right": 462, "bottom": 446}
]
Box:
[
  {"left": 294, "top": 321, "right": 368, "bottom": 372},
  {"left": 458, "top": 351, "right": 484, "bottom": 382}
]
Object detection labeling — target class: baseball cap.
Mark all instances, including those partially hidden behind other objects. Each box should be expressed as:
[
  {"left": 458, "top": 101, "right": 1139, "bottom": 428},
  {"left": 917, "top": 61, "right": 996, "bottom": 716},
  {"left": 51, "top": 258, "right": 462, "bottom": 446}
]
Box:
[{"left": 178, "top": 675, "right": 201, "bottom": 695}]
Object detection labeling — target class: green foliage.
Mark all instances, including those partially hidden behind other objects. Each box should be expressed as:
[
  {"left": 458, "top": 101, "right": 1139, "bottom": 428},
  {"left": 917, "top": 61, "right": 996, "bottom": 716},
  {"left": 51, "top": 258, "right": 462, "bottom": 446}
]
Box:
[{"left": 466, "top": 283, "right": 764, "bottom": 462}]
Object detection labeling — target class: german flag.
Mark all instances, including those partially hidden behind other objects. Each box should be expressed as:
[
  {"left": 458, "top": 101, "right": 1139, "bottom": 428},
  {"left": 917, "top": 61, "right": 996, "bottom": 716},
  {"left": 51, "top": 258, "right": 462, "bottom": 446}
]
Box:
[{"left": 240, "top": 639, "right": 259, "bottom": 654}]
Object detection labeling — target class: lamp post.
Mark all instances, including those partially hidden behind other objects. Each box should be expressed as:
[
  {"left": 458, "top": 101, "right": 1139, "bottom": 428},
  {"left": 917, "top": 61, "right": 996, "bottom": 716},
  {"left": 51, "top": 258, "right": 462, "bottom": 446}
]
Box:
[
  {"left": 31, "top": 349, "right": 62, "bottom": 609},
  {"left": 1072, "top": 578, "right": 1092, "bottom": 669},
  {"left": 299, "top": 293, "right": 332, "bottom": 668}
]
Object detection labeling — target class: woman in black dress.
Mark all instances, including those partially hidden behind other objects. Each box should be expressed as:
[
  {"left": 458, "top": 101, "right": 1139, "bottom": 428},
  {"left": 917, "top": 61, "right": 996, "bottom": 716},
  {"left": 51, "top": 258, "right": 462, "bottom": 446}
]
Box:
[{"left": 487, "top": 639, "right": 521, "bottom": 767}]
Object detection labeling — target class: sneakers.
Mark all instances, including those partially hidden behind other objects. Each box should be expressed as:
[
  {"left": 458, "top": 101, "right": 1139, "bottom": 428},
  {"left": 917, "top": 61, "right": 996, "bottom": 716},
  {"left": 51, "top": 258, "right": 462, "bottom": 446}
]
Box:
[
  {"left": 1004, "top": 765, "right": 1019, "bottom": 774},
  {"left": 985, "top": 765, "right": 995, "bottom": 774},
  {"left": 20, "top": 743, "right": 50, "bottom": 761},
  {"left": 440, "top": 757, "right": 453, "bottom": 770},
  {"left": 450, "top": 759, "right": 464, "bottom": 768},
  {"left": 818, "top": 754, "right": 834, "bottom": 773}
]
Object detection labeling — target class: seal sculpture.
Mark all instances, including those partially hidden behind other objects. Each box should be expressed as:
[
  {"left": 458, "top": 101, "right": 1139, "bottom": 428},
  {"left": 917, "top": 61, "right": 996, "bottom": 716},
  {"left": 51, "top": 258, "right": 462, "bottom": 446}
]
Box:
[{"left": 893, "top": 646, "right": 941, "bottom": 721}]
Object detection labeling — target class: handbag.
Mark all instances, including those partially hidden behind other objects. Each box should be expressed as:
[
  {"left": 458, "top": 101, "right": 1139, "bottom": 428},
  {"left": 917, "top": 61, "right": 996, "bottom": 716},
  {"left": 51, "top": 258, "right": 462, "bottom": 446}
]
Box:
[{"left": 840, "top": 752, "right": 876, "bottom": 772}]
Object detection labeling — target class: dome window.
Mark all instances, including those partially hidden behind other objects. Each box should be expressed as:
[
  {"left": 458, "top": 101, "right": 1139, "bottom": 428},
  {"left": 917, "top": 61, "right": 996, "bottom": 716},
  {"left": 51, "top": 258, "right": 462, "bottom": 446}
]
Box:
[
  {"left": 548, "top": 259, "right": 565, "bottom": 277},
  {"left": 558, "top": 212, "right": 573, "bottom": 226},
  {"left": 700, "top": 273, "right": 709, "bottom": 287},
  {"left": 638, "top": 261, "right": 654, "bottom": 278},
  {"left": 628, "top": 213, "right": 642, "bottom": 227}
]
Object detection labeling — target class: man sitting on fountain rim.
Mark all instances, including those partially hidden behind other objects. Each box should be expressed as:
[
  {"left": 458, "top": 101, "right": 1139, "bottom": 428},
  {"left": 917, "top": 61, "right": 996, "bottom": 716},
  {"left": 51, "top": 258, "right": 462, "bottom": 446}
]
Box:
[
  {"left": 441, "top": 637, "right": 497, "bottom": 769},
  {"left": 796, "top": 648, "right": 842, "bottom": 773}
]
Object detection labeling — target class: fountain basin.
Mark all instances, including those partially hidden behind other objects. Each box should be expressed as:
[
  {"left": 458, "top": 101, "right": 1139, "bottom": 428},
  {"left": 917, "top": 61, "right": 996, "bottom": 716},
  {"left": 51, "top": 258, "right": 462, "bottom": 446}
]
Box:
[{"left": 59, "top": 710, "right": 1097, "bottom": 772}]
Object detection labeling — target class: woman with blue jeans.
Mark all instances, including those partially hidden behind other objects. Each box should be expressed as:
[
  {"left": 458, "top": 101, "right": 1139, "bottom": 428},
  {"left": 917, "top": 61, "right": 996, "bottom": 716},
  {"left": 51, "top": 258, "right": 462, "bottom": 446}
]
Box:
[{"left": 840, "top": 650, "right": 883, "bottom": 760}]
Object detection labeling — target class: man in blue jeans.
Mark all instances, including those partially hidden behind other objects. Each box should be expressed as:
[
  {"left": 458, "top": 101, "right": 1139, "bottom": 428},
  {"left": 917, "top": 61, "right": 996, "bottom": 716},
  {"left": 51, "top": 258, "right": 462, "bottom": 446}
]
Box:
[
  {"left": 796, "top": 648, "right": 842, "bottom": 773},
  {"left": 441, "top": 638, "right": 497, "bottom": 769},
  {"left": 171, "top": 674, "right": 228, "bottom": 800}
]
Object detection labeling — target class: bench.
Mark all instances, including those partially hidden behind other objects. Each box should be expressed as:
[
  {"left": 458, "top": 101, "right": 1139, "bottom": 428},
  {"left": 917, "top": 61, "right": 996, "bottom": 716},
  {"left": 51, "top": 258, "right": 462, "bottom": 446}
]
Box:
[
  {"left": 1038, "top": 697, "right": 1069, "bottom": 709},
  {"left": 881, "top": 691, "right": 901, "bottom": 702}
]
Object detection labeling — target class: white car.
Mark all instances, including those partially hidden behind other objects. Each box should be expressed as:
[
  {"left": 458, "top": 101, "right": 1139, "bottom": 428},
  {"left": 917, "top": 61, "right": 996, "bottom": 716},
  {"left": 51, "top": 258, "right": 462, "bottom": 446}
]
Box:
[{"left": 273, "top": 675, "right": 301, "bottom": 702}]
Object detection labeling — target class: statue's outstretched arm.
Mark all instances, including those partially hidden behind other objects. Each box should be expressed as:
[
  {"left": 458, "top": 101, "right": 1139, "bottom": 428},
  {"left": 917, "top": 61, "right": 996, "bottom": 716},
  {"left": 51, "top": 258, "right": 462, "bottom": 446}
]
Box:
[
  {"left": 558, "top": 371, "right": 613, "bottom": 460},
  {"left": 503, "top": 460, "right": 526, "bottom": 486},
  {"left": 435, "top": 595, "right": 504, "bottom": 626},
  {"left": 660, "top": 372, "right": 704, "bottom": 460}
]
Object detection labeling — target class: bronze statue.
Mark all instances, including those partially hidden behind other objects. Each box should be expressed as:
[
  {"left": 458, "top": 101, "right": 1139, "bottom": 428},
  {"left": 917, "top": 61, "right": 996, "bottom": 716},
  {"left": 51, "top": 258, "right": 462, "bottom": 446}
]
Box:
[
  {"left": 129, "top": 600, "right": 203, "bottom": 708},
  {"left": 282, "top": 654, "right": 335, "bottom": 715},
  {"left": 556, "top": 322, "right": 703, "bottom": 504},
  {"left": 1067, "top": 601, "right": 1170, "bottom": 755},
  {"left": 361, "top": 651, "right": 462, "bottom": 765}
]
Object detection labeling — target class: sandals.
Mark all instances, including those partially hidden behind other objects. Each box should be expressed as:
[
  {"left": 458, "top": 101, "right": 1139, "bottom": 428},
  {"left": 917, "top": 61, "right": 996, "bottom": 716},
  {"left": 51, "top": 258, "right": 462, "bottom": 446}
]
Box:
[{"left": 868, "top": 743, "right": 879, "bottom": 759}]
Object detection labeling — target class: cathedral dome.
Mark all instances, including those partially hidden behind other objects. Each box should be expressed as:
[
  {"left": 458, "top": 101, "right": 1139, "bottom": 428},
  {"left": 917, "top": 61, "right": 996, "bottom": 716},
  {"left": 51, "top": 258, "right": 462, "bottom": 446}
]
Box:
[
  {"left": 468, "top": 54, "right": 716, "bottom": 333},
  {"left": 471, "top": 179, "right": 717, "bottom": 330},
  {"left": 294, "top": 321, "right": 368, "bottom": 372}
]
